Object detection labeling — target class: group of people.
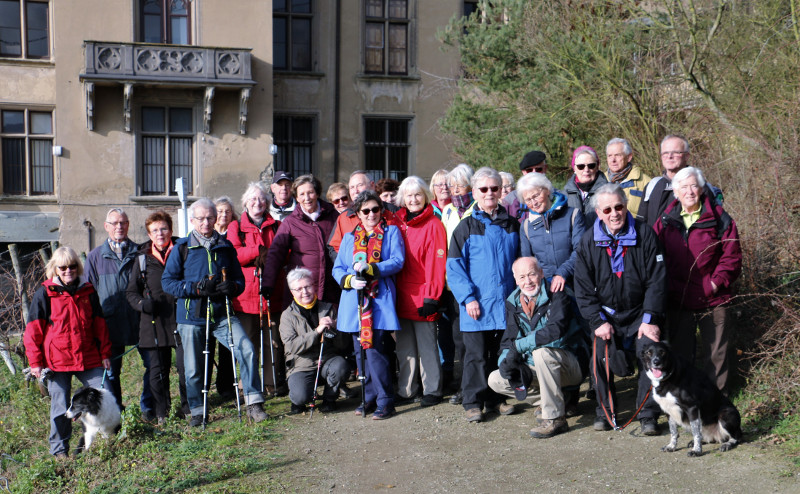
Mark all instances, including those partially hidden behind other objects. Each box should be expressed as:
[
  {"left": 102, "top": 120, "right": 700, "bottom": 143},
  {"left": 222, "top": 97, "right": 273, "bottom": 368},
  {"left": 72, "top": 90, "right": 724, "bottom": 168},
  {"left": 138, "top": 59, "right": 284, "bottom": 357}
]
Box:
[{"left": 24, "top": 134, "right": 742, "bottom": 457}]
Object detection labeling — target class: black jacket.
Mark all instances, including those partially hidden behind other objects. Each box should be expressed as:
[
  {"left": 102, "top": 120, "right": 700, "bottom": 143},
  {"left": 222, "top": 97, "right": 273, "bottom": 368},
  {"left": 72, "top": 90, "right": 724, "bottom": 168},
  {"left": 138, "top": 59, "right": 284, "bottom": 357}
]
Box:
[
  {"left": 125, "top": 239, "right": 179, "bottom": 348},
  {"left": 574, "top": 219, "right": 666, "bottom": 336}
]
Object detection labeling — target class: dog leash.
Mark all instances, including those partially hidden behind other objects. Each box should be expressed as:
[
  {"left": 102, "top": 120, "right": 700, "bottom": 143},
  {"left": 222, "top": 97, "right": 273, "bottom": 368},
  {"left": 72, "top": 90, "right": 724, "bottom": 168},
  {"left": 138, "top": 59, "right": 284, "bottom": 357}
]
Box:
[
  {"left": 592, "top": 337, "right": 652, "bottom": 431},
  {"left": 100, "top": 344, "right": 140, "bottom": 389}
]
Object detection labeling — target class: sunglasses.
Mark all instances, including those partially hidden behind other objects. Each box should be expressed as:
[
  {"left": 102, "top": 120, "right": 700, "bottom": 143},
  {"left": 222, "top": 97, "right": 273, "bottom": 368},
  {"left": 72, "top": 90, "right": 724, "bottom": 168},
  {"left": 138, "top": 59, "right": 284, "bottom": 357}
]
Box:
[
  {"left": 524, "top": 166, "right": 546, "bottom": 174},
  {"left": 575, "top": 162, "right": 597, "bottom": 170},
  {"left": 58, "top": 264, "right": 78, "bottom": 271},
  {"left": 477, "top": 186, "right": 500, "bottom": 194},
  {"left": 360, "top": 206, "right": 381, "bottom": 215},
  {"left": 601, "top": 204, "right": 625, "bottom": 215},
  {"left": 332, "top": 196, "right": 349, "bottom": 204}
]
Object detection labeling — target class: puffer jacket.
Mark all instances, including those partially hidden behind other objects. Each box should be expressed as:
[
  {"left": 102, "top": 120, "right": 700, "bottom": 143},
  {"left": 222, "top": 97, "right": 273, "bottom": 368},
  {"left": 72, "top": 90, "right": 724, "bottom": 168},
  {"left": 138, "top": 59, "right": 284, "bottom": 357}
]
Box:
[
  {"left": 227, "top": 213, "right": 281, "bottom": 314},
  {"left": 279, "top": 301, "right": 349, "bottom": 377},
  {"left": 85, "top": 240, "right": 140, "bottom": 346},
  {"left": 24, "top": 276, "right": 111, "bottom": 372},
  {"left": 446, "top": 206, "right": 520, "bottom": 332},
  {"left": 520, "top": 191, "right": 586, "bottom": 282},
  {"left": 395, "top": 204, "right": 447, "bottom": 322},
  {"left": 125, "top": 239, "right": 179, "bottom": 348},
  {"left": 563, "top": 172, "right": 608, "bottom": 227},
  {"left": 653, "top": 195, "right": 741, "bottom": 310}
]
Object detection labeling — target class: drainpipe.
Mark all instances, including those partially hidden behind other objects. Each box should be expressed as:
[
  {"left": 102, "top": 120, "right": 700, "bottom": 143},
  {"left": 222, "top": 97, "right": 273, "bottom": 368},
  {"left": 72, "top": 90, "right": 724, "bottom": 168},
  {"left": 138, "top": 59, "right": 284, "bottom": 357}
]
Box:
[
  {"left": 333, "top": 0, "right": 341, "bottom": 182},
  {"left": 83, "top": 219, "right": 93, "bottom": 253}
]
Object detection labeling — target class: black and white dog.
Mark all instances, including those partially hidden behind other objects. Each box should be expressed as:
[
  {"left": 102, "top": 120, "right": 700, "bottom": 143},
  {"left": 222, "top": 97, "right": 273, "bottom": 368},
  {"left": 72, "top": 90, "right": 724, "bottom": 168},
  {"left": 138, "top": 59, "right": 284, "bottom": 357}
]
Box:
[
  {"left": 640, "top": 342, "right": 742, "bottom": 456},
  {"left": 65, "top": 386, "right": 121, "bottom": 451}
]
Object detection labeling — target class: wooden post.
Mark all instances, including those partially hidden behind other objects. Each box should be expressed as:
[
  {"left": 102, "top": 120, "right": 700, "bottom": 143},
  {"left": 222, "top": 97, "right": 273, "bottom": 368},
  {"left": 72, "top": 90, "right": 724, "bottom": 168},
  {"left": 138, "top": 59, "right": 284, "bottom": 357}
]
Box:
[
  {"left": 8, "top": 244, "right": 30, "bottom": 327},
  {"left": 39, "top": 248, "right": 50, "bottom": 265}
]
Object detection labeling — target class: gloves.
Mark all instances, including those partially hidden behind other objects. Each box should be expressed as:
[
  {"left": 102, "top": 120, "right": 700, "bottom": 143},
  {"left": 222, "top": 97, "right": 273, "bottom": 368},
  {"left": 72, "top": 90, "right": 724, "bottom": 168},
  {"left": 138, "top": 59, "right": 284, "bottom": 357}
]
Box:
[
  {"left": 353, "top": 261, "right": 369, "bottom": 274},
  {"left": 254, "top": 245, "right": 269, "bottom": 270},
  {"left": 194, "top": 275, "right": 219, "bottom": 297},
  {"left": 260, "top": 284, "right": 272, "bottom": 298},
  {"left": 141, "top": 299, "right": 154, "bottom": 314},
  {"left": 417, "top": 298, "right": 439, "bottom": 318},
  {"left": 350, "top": 276, "right": 367, "bottom": 290},
  {"left": 216, "top": 280, "right": 238, "bottom": 297}
]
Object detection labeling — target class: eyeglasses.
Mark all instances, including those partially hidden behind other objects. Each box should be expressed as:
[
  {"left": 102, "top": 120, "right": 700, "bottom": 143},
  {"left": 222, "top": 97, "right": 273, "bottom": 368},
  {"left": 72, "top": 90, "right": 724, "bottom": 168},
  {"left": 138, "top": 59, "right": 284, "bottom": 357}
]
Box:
[
  {"left": 106, "top": 221, "right": 129, "bottom": 227},
  {"left": 290, "top": 285, "right": 314, "bottom": 293},
  {"left": 477, "top": 186, "right": 500, "bottom": 194},
  {"left": 575, "top": 162, "right": 597, "bottom": 170},
  {"left": 600, "top": 204, "right": 625, "bottom": 215},
  {"left": 193, "top": 216, "right": 216, "bottom": 223},
  {"left": 359, "top": 206, "right": 381, "bottom": 215},
  {"left": 523, "top": 166, "right": 546, "bottom": 174},
  {"left": 502, "top": 185, "right": 514, "bottom": 191},
  {"left": 58, "top": 264, "right": 78, "bottom": 271},
  {"left": 433, "top": 182, "right": 449, "bottom": 189},
  {"left": 661, "top": 151, "right": 687, "bottom": 157},
  {"left": 450, "top": 183, "right": 467, "bottom": 190},
  {"left": 332, "top": 196, "right": 349, "bottom": 205}
]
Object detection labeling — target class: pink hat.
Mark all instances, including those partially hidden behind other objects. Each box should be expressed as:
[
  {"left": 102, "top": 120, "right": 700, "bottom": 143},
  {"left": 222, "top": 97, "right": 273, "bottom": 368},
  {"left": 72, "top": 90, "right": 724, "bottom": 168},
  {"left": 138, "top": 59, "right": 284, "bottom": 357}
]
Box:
[{"left": 571, "top": 145, "right": 598, "bottom": 169}]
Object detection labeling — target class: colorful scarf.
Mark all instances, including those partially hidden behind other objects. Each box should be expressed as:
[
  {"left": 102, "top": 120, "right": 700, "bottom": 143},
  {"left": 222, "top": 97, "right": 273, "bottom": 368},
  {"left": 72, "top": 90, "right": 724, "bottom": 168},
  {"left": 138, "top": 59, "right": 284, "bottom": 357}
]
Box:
[
  {"left": 451, "top": 192, "right": 474, "bottom": 217},
  {"left": 353, "top": 222, "right": 384, "bottom": 349},
  {"left": 593, "top": 213, "right": 637, "bottom": 277},
  {"left": 607, "top": 162, "right": 633, "bottom": 183}
]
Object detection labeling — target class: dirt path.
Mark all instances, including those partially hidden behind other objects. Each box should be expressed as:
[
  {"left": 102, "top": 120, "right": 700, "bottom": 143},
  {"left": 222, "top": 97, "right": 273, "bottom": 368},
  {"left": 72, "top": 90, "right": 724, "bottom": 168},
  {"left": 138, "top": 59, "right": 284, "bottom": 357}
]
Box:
[{"left": 273, "top": 380, "right": 799, "bottom": 493}]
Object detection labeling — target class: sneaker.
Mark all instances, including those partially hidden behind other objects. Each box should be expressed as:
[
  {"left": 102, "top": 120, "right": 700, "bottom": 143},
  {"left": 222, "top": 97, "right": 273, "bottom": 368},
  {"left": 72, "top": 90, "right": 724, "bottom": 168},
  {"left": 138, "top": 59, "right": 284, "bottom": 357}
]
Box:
[
  {"left": 354, "top": 401, "right": 377, "bottom": 416},
  {"left": 288, "top": 403, "right": 307, "bottom": 415},
  {"left": 420, "top": 394, "right": 443, "bottom": 407},
  {"left": 190, "top": 414, "right": 206, "bottom": 427},
  {"left": 395, "top": 394, "right": 422, "bottom": 405},
  {"left": 319, "top": 400, "right": 337, "bottom": 413},
  {"left": 448, "top": 390, "right": 463, "bottom": 405},
  {"left": 372, "top": 405, "right": 395, "bottom": 420},
  {"left": 498, "top": 403, "right": 516, "bottom": 416},
  {"left": 530, "top": 416, "right": 569, "bottom": 439},
  {"left": 640, "top": 418, "right": 660, "bottom": 436},
  {"left": 465, "top": 407, "right": 483, "bottom": 423},
  {"left": 247, "top": 403, "right": 269, "bottom": 423},
  {"left": 593, "top": 416, "right": 612, "bottom": 431}
]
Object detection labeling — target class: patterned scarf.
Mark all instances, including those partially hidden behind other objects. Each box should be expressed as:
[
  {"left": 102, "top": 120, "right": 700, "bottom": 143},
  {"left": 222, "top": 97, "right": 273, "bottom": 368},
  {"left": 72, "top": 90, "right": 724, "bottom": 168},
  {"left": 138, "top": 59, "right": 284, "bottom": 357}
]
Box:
[
  {"left": 451, "top": 192, "right": 474, "bottom": 217},
  {"left": 108, "top": 238, "right": 128, "bottom": 260},
  {"left": 607, "top": 162, "right": 633, "bottom": 184},
  {"left": 352, "top": 222, "right": 384, "bottom": 349}
]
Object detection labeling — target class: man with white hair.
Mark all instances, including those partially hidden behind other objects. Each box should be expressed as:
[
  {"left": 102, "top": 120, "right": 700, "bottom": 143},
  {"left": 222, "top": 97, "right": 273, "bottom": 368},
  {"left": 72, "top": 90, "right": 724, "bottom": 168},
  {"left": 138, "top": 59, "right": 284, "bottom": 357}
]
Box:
[{"left": 604, "top": 138, "right": 651, "bottom": 219}]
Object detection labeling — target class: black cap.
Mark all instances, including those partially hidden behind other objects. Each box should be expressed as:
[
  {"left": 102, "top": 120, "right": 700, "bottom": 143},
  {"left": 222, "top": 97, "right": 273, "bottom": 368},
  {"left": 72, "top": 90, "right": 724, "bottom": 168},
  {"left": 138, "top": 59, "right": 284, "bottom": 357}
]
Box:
[
  {"left": 272, "top": 171, "right": 294, "bottom": 184},
  {"left": 519, "top": 150, "right": 547, "bottom": 171}
]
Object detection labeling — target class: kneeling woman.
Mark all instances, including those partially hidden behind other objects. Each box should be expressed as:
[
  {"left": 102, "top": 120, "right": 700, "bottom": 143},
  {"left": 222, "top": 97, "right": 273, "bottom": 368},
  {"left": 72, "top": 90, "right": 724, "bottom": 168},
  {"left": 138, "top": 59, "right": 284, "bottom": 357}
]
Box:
[
  {"left": 24, "top": 246, "right": 112, "bottom": 457},
  {"left": 280, "top": 268, "right": 349, "bottom": 414},
  {"left": 333, "top": 190, "right": 405, "bottom": 420}
]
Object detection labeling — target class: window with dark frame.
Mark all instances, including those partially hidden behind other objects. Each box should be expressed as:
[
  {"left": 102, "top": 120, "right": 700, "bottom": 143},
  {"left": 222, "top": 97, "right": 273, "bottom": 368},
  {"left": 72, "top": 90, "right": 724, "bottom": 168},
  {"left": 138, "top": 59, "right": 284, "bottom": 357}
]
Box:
[
  {"left": 364, "top": 118, "right": 409, "bottom": 181},
  {"left": 273, "top": 0, "right": 312, "bottom": 71},
  {"left": 0, "top": 0, "right": 49, "bottom": 59},
  {"left": 274, "top": 115, "right": 314, "bottom": 177},
  {"left": 0, "top": 109, "right": 53, "bottom": 195},
  {"left": 365, "top": 0, "right": 409, "bottom": 75},
  {"left": 140, "top": 0, "right": 190, "bottom": 45},
  {"left": 140, "top": 106, "right": 194, "bottom": 196},
  {"left": 463, "top": 0, "right": 479, "bottom": 17}
]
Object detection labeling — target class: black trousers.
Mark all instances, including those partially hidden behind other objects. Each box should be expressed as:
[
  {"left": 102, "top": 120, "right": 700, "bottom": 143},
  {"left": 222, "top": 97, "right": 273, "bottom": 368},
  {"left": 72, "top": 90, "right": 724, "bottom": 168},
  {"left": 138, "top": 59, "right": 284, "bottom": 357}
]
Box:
[
  {"left": 141, "top": 345, "right": 189, "bottom": 418},
  {"left": 461, "top": 330, "right": 504, "bottom": 410}
]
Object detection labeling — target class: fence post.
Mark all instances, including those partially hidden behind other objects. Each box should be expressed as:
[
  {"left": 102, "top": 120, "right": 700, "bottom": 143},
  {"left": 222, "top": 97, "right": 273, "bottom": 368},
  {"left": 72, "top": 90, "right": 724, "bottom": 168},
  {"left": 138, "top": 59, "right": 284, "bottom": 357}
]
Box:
[{"left": 9, "top": 244, "right": 30, "bottom": 327}]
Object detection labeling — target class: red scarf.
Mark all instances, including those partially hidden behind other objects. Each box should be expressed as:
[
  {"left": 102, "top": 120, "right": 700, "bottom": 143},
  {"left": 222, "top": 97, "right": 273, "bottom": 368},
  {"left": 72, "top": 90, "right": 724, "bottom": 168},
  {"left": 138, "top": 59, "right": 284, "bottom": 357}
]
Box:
[{"left": 353, "top": 223, "right": 384, "bottom": 349}]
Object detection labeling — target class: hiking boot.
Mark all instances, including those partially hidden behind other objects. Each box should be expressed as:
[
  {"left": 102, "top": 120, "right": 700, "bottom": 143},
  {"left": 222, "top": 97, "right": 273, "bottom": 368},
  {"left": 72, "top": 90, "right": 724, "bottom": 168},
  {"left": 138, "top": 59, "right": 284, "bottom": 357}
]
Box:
[
  {"left": 496, "top": 403, "right": 515, "bottom": 416},
  {"left": 640, "top": 418, "right": 660, "bottom": 436},
  {"left": 530, "top": 416, "right": 569, "bottom": 439},
  {"left": 190, "top": 414, "right": 206, "bottom": 427},
  {"left": 247, "top": 403, "right": 269, "bottom": 423},
  {"left": 355, "top": 401, "right": 377, "bottom": 416},
  {"left": 288, "top": 403, "right": 307, "bottom": 415},
  {"left": 319, "top": 400, "right": 337, "bottom": 413},
  {"left": 449, "top": 390, "right": 463, "bottom": 405},
  {"left": 593, "top": 416, "right": 612, "bottom": 431},
  {"left": 533, "top": 406, "right": 543, "bottom": 423},
  {"left": 395, "top": 394, "right": 421, "bottom": 405},
  {"left": 372, "top": 405, "right": 395, "bottom": 420},
  {"left": 420, "top": 394, "right": 443, "bottom": 407},
  {"left": 465, "top": 407, "right": 483, "bottom": 423}
]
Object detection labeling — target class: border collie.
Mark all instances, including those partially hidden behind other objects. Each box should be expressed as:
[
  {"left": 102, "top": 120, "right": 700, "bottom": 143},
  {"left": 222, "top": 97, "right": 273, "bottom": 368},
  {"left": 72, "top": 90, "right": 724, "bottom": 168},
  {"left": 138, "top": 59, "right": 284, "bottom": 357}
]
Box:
[
  {"left": 641, "top": 341, "right": 742, "bottom": 457},
  {"left": 65, "top": 386, "right": 121, "bottom": 451}
]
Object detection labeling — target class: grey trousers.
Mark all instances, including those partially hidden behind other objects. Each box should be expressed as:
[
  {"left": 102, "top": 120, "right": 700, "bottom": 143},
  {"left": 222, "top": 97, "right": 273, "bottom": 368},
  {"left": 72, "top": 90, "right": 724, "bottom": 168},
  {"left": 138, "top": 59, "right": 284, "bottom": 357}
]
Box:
[
  {"left": 47, "top": 367, "right": 104, "bottom": 456},
  {"left": 287, "top": 356, "right": 349, "bottom": 405},
  {"left": 396, "top": 319, "right": 443, "bottom": 398}
]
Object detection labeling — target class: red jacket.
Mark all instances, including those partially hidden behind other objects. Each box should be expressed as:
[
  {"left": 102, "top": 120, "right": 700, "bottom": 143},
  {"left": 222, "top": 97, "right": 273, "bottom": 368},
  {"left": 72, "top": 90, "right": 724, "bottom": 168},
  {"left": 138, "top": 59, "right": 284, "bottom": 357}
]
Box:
[
  {"left": 653, "top": 195, "right": 742, "bottom": 310},
  {"left": 228, "top": 213, "right": 282, "bottom": 314},
  {"left": 24, "top": 277, "right": 111, "bottom": 372},
  {"left": 396, "top": 205, "right": 447, "bottom": 321}
]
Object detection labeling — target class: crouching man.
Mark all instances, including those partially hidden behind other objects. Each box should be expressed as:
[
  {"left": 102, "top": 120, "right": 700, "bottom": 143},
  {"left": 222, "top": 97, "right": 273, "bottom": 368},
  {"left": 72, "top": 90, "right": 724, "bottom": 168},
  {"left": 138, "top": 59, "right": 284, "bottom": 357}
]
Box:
[
  {"left": 280, "top": 268, "right": 350, "bottom": 414},
  {"left": 488, "top": 257, "right": 588, "bottom": 438}
]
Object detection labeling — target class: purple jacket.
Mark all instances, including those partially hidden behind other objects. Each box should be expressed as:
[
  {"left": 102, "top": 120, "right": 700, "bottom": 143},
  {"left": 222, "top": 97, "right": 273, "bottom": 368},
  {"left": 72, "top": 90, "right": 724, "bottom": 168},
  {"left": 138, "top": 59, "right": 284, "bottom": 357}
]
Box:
[{"left": 653, "top": 195, "right": 742, "bottom": 310}]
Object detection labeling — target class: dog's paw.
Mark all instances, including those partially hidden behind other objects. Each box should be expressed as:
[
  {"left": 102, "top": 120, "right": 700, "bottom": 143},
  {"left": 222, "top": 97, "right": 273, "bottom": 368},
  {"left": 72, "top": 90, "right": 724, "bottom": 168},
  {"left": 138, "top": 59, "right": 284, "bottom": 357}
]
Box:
[
  {"left": 686, "top": 440, "right": 694, "bottom": 449},
  {"left": 687, "top": 450, "right": 703, "bottom": 457},
  {"left": 661, "top": 445, "right": 676, "bottom": 453},
  {"left": 719, "top": 443, "right": 734, "bottom": 452}
]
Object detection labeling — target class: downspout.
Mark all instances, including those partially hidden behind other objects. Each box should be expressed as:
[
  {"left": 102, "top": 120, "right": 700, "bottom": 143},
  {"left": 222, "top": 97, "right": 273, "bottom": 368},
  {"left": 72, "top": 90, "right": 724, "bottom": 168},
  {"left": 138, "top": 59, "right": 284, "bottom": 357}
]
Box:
[
  {"left": 333, "top": 0, "right": 341, "bottom": 181},
  {"left": 83, "top": 220, "right": 93, "bottom": 253}
]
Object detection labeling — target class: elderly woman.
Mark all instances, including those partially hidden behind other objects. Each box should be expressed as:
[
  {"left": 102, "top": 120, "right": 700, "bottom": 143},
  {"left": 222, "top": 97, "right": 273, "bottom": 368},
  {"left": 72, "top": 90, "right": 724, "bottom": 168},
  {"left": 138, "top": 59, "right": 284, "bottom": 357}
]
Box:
[
  {"left": 376, "top": 178, "right": 401, "bottom": 204},
  {"left": 563, "top": 146, "right": 608, "bottom": 226},
  {"left": 518, "top": 173, "right": 586, "bottom": 292},
  {"left": 214, "top": 196, "right": 237, "bottom": 238},
  {"left": 654, "top": 167, "right": 741, "bottom": 393},
  {"left": 499, "top": 171, "right": 516, "bottom": 201},
  {"left": 262, "top": 174, "right": 340, "bottom": 306},
  {"left": 25, "top": 246, "right": 111, "bottom": 457},
  {"left": 447, "top": 167, "right": 520, "bottom": 422},
  {"left": 429, "top": 168, "right": 451, "bottom": 213},
  {"left": 228, "top": 181, "right": 283, "bottom": 393},
  {"left": 280, "top": 267, "right": 349, "bottom": 414},
  {"left": 326, "top": 182, "right": 351, "bottom": 214},
  {"left": 333, "top": 190, "right": 405, "bottom": 420},
  {"left": 394, "top": 176, "right": 447, "bottom": 406}
]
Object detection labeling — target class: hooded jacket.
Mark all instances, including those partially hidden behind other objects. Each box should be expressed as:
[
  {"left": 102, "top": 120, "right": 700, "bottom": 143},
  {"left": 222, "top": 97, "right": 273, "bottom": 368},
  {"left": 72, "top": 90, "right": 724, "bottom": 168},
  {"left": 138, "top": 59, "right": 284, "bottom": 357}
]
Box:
[{"left": 85, "top": 239, "right": 140, "bottom": 346}]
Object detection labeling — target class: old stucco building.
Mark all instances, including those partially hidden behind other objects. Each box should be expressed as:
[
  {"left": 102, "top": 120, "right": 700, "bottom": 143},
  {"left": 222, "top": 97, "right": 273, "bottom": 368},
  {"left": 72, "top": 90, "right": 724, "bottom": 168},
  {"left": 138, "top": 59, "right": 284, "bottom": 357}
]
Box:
[{"left": 1, "top": 0, "right": 468, "bottom": 253}]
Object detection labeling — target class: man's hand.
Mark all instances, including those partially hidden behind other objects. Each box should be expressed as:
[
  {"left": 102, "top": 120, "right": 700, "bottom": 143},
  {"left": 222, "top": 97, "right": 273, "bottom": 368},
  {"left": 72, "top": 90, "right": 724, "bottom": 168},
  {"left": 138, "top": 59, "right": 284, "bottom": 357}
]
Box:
[
  {"left": 466, "top": 300, "right": 481, "bottom": 320},
  {"left": 638, "top": 322, "right": 660, "bottom": 341},
  {"left": 594, "top": 322, "right": 614, "bottom": 341},
  {"left": 316, "top": 316, "right": 335, "bottom": 334},
  {"left": 550, "top": 275, "right": 566, "bottom": 292},
  {"left": 102, "top": 358, "right": 111, "bottom": 370}
]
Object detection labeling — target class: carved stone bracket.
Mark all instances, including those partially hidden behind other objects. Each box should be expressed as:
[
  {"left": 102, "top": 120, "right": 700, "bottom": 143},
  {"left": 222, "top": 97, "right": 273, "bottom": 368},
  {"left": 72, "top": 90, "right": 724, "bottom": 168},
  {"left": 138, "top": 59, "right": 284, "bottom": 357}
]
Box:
[
  {"left": 85, "top": 82, "right": 95, "bottom": 131},
  {"left": 123, "top": 84, "right": 134, "bottom": 132},
  {"left": 204, "top": 87, "right": 215, "bottom": 134},
  {"left": 239, "top": 88, "right": 250, "bottom": 135}
]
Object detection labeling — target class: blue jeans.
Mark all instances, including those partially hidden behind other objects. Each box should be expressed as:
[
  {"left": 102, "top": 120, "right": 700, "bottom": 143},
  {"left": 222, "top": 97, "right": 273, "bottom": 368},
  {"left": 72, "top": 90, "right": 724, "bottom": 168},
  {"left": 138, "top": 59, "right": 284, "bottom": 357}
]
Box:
[
  {"left": 178, "top": 314, "right": 264, "bottom": 417},
  {"left": 47, "top": 367, "right": 104, "bottom": 456}
]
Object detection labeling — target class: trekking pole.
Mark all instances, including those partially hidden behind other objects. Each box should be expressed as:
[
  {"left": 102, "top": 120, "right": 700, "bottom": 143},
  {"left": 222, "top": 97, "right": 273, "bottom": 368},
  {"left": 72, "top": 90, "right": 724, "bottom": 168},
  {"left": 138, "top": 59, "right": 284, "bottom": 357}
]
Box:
[
  {"left": 202, "top": 277, "right": 212, "bottom": 431},
  {"left": 308, "top": 331, "right": 326, "bottom": 419},
  {"left": 264, "top": 296, "right": 278, "bottom": 396},
  {"left": 221, "top": 268, "right": 242, "bottom": 422},
  {"left": 257, "top": 268, "right": 265, "bottom": 394},
  {"left": 356, "top": 278, "right": 367, "bottom": 419}
]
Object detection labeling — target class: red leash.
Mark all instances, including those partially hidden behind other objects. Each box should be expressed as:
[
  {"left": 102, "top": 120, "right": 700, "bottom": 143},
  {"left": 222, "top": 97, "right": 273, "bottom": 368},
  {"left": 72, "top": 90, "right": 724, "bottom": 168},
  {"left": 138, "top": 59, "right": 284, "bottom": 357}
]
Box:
[{"left": 592, "top": 337, "right": 652, "bottom": 431}]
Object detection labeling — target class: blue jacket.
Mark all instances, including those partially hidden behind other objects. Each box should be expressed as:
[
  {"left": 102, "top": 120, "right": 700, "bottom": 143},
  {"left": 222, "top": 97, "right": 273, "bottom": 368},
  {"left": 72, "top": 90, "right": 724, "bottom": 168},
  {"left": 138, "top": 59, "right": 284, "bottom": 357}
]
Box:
[
  {"left": 520, "top": 191, "right": 586, "bottom": 282},
  {"left": 161, "top": 233, "right": 245, "bottom": 326},
  {"left": 446, "top": 206, "right": 520, "bottom": 332},
  {"left": 332, "top": 224, "right": 405, "bottom": 333},
  {"left": 85, "top": 240, "right": 140, "bottom": 346}
]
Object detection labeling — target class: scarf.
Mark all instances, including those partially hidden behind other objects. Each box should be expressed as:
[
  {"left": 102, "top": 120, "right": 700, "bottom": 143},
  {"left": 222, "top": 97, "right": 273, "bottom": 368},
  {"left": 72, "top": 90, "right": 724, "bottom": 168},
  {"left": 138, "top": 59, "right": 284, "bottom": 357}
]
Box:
[
  {"left": 55, "top": 276, "right": 81, "bottom": 296},
  {"left": 451, "top": 192, "right": 474, "bottom": 217},
  {"left": 108, "top": 238, "right": 128, "bottom": 260},
  {"left": 248, "top": 212, "right": 265, "bottom": 228},
  {"left": 192, "top": 229, "right": 219, "bottom": 250},
  {"left": 520, "top": 292, "right": 537, "bottom": 320},
  {"left": 576, "top": 175, "right": 596, "bottom": 193},
  {"left": 151, "top": 241, "right": 174, "bottom": 266},
  {"left": 302, "top": 203, "right": 321, "bottom": 221},
  {"left": 294, "top": 298, "right": 320, "bottom": 330},
  {"left": 352, "top": 222, "right": 385, "bottom": 349},
  {"left": 607, "top": 162, "right": 633, "bottom": 184}
]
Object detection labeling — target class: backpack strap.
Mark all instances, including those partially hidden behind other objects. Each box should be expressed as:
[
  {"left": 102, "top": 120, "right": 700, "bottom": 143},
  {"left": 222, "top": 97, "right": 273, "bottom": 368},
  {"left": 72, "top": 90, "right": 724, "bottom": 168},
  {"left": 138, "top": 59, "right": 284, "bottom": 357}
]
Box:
[{"left": 138, "top": 254, "right": 147, "bottom": 282}]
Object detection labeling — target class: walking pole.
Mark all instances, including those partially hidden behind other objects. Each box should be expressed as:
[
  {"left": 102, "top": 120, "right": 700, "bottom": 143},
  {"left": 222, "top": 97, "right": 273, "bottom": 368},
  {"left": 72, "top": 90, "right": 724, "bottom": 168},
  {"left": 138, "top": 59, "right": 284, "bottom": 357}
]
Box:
[
  {"left": 221, "top": 268, "right": 243, "bottom": 422},
  {"left": 264, "top": 295, "right": 278, "bottom": 396},
  {"left": 201, "top": 281, "right": 212, "bottom": 431},
  {"left": 356, "top": 279, "right": 367, "bottom": 419},
  {"left": 257, "top": 268, "right": 265, "bottom": 394},
  {"left": 308, "top": 331, "right": 326, "bottom": 419}
]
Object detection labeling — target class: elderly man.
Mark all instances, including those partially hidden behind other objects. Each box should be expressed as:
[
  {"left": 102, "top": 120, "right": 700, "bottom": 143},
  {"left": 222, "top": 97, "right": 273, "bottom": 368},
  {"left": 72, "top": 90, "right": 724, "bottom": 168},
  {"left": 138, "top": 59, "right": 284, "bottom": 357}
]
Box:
[
  {"left": 162, "top": 198, "right": 268, "bottom": 426},
  {"left": 269, "top": 171, "right": 296, "bottom": 221},
  {"left": 502, "top": 149, "right": 548, "bottom": 221},
  {"left": 280, "top": 267, "right": 349, "bottom": 414},
  {"left": 574, "top": 183, "right": 666, "bottom": 435},
  {"left": 487, "top": 257, "right": 588, "bottom": 438},
  {"left": 85, "top": 208, "right": 149, "bottom": 416},
  {"left": 604, "top": 138, "right": 651, "bottom": 220},
  {"left": 640, "top": 135, "right": 724, "bottom": 227}
]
